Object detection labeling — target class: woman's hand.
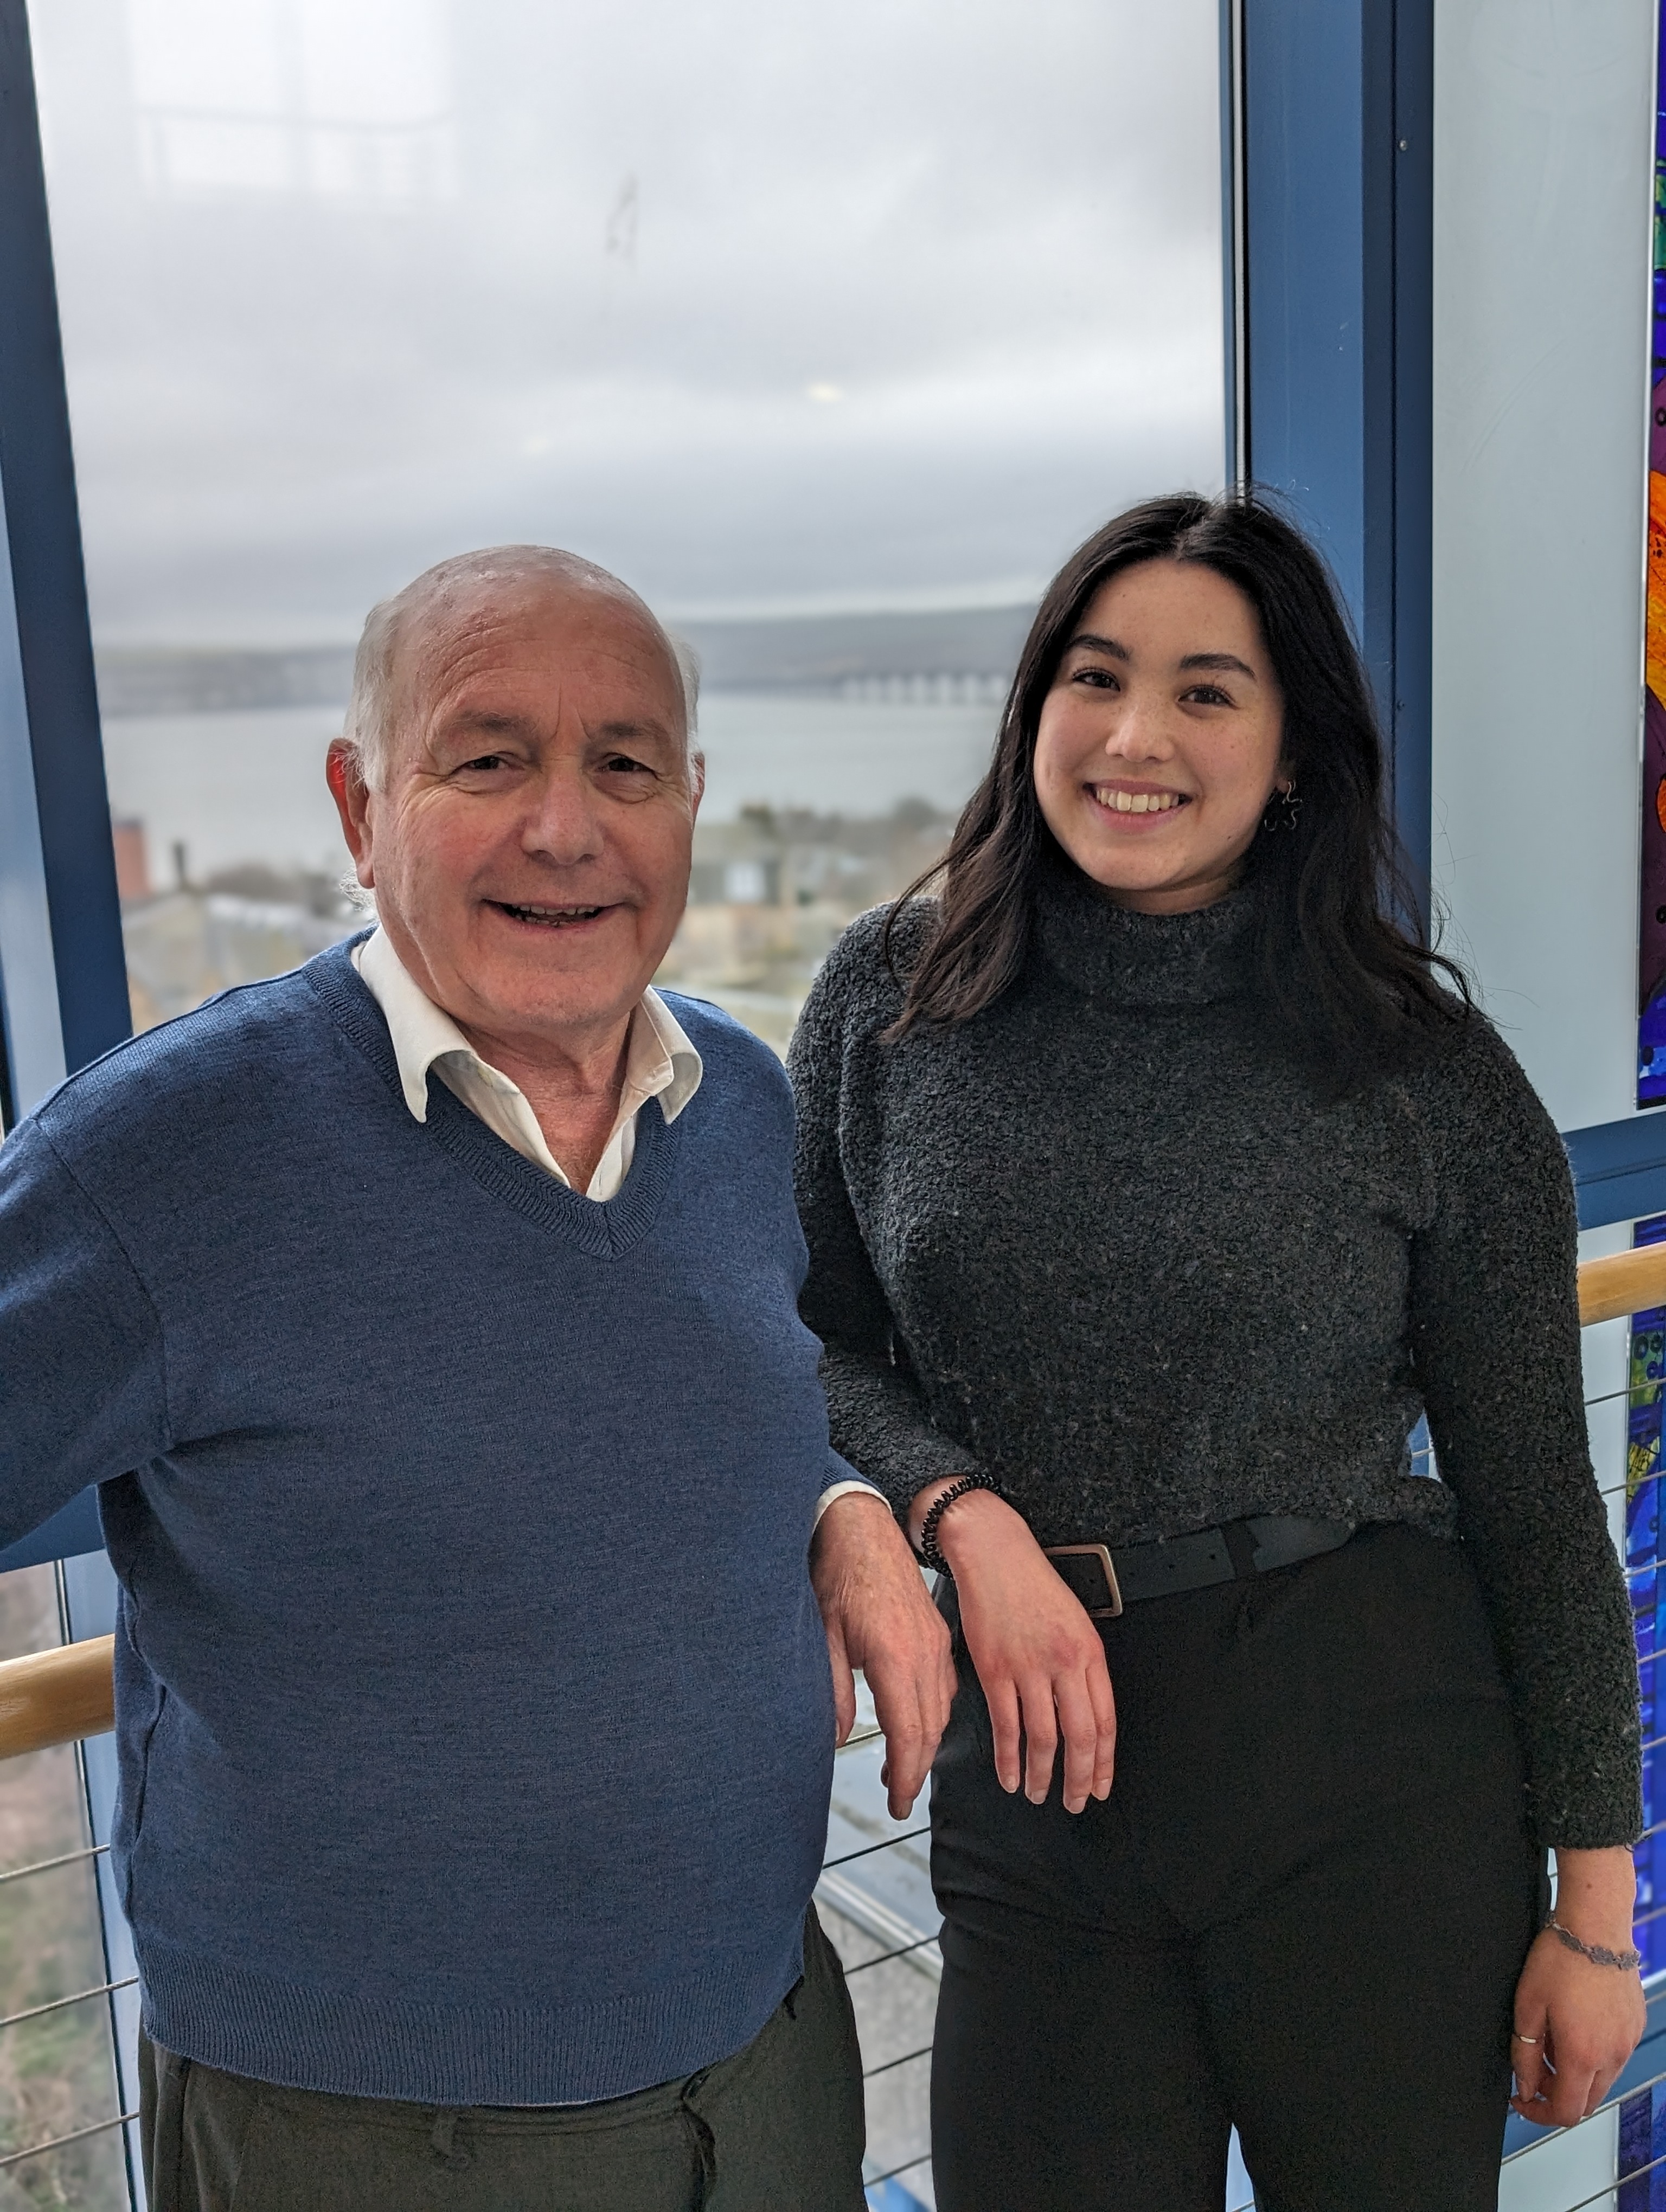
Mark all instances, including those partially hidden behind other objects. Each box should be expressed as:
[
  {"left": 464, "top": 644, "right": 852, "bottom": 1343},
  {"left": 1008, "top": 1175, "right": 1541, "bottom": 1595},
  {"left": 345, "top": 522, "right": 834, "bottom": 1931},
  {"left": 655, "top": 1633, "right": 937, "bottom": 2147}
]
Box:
[
  {"left": 1510, "top": 1847, "right": 1646, "bottom": 2129},
  {"left": 912, "top": 1481, "right": 1117, "bottom": 1814}
]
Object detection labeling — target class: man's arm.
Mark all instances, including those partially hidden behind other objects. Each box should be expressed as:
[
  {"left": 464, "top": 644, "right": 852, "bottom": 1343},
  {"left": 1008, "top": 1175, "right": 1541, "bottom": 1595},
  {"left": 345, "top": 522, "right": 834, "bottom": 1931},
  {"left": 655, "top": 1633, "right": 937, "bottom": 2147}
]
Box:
[
  {"left": 809, "top": 1488, "right": 956, "bottom": 1819},
  {"left": 0, "top": 1120, "right": 169, "bottom": 1547},
  {"left": 812, "top": 1476, "right": 888, "bottom": 1526}
]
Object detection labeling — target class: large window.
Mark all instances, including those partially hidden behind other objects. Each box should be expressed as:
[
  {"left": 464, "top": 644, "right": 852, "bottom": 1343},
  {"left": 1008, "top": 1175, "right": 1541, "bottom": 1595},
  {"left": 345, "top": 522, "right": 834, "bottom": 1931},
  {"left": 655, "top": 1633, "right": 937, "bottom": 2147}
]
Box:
[
  {"left": 33, "top": 0, "right": 1223, "bottom": 1049},
  {"left": 5, "top": 4, "right": 1221, "bottom": 2203}
]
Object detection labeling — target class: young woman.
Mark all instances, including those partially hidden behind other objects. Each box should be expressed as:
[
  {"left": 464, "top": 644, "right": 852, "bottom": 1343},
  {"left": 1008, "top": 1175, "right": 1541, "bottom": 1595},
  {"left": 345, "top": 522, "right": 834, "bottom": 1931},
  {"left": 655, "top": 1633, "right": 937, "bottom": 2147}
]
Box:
[{"left": 788, "top": 494, "right": 1645, "bottom": 2210}]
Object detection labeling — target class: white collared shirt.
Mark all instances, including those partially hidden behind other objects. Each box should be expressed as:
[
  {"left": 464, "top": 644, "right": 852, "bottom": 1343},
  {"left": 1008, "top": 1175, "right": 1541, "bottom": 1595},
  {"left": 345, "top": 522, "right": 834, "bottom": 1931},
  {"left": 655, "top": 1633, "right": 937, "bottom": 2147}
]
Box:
[
  {"left": 356, "top": 925, "right": 701, "bottom": 1201},
  {"left": 354, "top": 927, "right": 880, "bottom": 1526}
]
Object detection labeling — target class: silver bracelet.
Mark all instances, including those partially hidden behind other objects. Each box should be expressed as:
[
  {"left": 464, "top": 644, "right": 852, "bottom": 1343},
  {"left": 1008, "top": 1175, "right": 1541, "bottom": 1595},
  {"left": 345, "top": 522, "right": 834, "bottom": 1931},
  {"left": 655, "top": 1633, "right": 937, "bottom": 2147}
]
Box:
[{"left": 1545, "top": 1916, "right": 1642, "bottom": 1973}]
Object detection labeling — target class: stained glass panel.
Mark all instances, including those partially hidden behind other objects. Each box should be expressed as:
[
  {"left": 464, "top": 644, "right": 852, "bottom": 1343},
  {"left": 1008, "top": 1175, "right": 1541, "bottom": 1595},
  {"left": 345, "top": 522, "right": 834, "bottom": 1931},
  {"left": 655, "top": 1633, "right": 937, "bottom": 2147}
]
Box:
[
  {"left": 1629, "top": 1213, "right": 1666, "bottom": 1979},
  {"left": 1639, "top": 4, "right": 1666, "bottom": 1104}
]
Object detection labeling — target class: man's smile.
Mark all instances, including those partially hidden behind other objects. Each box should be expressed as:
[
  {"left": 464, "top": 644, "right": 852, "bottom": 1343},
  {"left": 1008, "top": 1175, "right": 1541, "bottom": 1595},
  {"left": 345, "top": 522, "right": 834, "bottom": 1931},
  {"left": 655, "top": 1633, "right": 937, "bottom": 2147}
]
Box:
[{"left": 487, "top": 898, "right": 617, "bottom": 928}]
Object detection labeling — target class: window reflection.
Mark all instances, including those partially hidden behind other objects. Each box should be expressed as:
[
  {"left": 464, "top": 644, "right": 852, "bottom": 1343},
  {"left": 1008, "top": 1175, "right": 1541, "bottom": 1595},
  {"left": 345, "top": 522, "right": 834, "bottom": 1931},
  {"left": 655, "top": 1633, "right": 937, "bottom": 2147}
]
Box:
[{"left": 127, "top": 0, "right": 456, "bottom": 203}]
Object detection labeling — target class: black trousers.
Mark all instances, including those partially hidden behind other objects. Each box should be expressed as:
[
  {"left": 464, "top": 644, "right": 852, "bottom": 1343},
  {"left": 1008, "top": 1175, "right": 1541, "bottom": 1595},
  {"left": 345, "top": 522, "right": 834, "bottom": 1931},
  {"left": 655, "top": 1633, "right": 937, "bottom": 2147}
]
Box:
[
  {"left": 139, "top": 1908, "right": 864, "bottom": 2212},
  {"left": 928, "top": 1524, "right": 1545, "bottom": 2212}
]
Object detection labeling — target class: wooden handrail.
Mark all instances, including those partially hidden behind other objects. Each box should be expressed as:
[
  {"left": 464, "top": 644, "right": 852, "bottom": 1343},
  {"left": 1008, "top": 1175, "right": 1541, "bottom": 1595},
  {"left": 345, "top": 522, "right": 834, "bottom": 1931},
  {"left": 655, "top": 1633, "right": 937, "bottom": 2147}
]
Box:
[
  {"left": 0, "top": 1634, "right": 113, "bottom": 1760},
  {"left": 0, "top": 1243, "right": 1661, "bottom": 1766},
  {"left": 1578, "top": 1243, "right": 1666, "bottom": 1329}
]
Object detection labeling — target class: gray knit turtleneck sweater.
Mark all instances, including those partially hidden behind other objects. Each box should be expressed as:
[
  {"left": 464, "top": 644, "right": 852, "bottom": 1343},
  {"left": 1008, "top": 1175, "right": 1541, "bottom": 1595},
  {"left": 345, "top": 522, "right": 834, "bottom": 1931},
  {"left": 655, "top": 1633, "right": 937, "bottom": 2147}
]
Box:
[{"left": 788, "top": 865, "right": 1642, "bottom": 1849}]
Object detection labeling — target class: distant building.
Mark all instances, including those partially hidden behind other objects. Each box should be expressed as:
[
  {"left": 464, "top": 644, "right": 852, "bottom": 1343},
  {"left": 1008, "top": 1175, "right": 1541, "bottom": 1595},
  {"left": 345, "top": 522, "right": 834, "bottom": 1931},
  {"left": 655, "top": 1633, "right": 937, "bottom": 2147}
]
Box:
[
  {"left": 661, "top": 800, "right": 954, "bottom": 1052},
  {"left": 115, "top": 828, "right": 363, "bottom": 1033},
  {"left": 689, "top": 818, "right": 784, "bottom": 906},
  {"left": 111, "top": 819, "right": 152, "bottom": 903}
]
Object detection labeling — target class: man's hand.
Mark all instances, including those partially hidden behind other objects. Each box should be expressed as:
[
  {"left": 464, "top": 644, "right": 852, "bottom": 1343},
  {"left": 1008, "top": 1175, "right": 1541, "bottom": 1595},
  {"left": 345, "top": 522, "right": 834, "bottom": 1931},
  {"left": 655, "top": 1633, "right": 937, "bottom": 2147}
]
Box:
[{"left": 810, "top": 1491, "right": 956, "bottom": 1819}]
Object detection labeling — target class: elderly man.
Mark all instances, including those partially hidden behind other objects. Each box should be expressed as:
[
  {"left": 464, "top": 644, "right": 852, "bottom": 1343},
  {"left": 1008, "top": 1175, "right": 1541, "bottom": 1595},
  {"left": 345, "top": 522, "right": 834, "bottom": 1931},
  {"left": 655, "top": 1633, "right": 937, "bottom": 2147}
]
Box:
[{"left": 0, "top": 546, "right": 953, "bottom": 2210}]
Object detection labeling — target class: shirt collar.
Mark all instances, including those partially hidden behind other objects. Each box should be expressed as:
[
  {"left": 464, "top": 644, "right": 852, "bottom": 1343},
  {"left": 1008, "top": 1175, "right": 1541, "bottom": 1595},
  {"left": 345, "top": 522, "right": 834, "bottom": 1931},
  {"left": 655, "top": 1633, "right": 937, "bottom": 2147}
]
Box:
[{"left": 354, "top": 925, "right": 702, "bottom": 1127}]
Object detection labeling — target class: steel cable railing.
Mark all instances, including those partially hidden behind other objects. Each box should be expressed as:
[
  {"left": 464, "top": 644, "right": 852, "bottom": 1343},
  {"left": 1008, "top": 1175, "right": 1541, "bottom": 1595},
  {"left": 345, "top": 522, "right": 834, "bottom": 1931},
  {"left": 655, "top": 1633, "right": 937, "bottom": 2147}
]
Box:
[
  {"left": 864, "top": 2150, "right": 932, "bottom": 2191},
  {"left": 1495, "top": 2059, "right": 1666, "bottom": 2209},
  {"left": 1590, "top": 1381, "right": 1665, "bottom": 1421},
  {"left": 0, "top": 1975, "right": 136, "bottom": 2034},
  {"left": 0, "top": 1841, "right": 106, "bottom": 1886},
  {"left": 823, "top": 1724, "right": 940, "bottom": 2203},
  {"left": 1229, "top": 2130, "right": 1666, "bottom": 2212},
  {"left": 1498, "top": 2068, "right": 1666, "bottom": 2172},
  {"left": 1565, "top": 2155, "right": 1666, "bottom": 2211},
  {"left": 862, "top": 2042, "right": 932, "bottom": 2082},
  {"left": 0, "top": 2110, "right": 137, "bottom": 2173},
  {"left": 843, "top": 1933, "right": 940, "bottom": 1977},
  {"left": 822, "top": 1826, "right": 930, "bottom": 1873},
  {"left": 0, "top": 1832, "right": 125, "bottom": 2178}
]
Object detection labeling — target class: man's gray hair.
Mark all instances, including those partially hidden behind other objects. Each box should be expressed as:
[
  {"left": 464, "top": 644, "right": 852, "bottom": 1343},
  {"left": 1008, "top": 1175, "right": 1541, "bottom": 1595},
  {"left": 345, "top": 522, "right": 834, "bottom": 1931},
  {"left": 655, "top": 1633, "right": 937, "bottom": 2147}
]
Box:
[{"left": 339, "top": 544, "right": 700, "bottom": 790}]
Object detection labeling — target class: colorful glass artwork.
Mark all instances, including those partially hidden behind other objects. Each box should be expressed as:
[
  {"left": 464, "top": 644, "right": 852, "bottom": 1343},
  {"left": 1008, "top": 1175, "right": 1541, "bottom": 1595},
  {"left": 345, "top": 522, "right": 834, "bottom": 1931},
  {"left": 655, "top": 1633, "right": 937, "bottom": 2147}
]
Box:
[
  {"left": 1620, "top": 2073, "right": 1666, "bottom": 2207},
  {"left": 1640, "top": 12, "right": 1666, "bottom": 1104},
  {"left": 1629, "top": 1212, "right": 1666, "bottom": 1980}
]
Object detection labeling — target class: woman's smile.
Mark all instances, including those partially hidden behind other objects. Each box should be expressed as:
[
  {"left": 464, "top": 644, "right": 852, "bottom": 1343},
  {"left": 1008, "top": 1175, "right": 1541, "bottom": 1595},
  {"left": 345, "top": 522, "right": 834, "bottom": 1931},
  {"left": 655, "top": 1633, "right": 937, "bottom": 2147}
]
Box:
[{"left": 1086, "top": 781, "right": 1190, "bottom": 819}]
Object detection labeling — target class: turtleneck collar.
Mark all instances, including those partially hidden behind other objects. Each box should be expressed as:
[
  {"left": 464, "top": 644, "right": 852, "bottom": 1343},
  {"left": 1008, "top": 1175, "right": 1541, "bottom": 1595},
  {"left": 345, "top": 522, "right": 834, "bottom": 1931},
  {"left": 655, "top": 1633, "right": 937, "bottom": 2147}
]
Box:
[{"left": 1030, "top": 851, "right": 1260, "bottom": 1007}]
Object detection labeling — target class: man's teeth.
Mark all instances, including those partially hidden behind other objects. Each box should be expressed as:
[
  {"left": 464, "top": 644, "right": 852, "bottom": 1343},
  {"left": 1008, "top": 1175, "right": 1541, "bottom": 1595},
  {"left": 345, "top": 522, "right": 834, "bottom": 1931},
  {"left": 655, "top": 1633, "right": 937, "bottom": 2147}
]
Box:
[
  {"left": 503, "top": 902, "right": 602, "bottom": 921},
  {"left": 1095, "top": 789, "right": 1183, "bottom": 814}
]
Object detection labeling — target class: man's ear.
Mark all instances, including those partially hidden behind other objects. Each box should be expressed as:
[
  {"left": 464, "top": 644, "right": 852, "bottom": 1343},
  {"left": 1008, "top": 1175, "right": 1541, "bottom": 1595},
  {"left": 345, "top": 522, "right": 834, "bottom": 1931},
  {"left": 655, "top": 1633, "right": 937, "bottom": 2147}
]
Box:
[
  {"left": 326, "top": 741, "right": 377, "bottom": 889},
  {"left": 688, "top": 748, "right": 706, "bottom": 822}
]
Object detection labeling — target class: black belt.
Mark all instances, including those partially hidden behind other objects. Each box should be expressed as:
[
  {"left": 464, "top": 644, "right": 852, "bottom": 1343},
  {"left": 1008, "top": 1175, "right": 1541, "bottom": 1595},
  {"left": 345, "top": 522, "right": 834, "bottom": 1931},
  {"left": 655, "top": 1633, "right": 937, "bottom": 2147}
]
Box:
[{"left": 1043, "top": 1515, "right": 1354, "bottom": 1619}]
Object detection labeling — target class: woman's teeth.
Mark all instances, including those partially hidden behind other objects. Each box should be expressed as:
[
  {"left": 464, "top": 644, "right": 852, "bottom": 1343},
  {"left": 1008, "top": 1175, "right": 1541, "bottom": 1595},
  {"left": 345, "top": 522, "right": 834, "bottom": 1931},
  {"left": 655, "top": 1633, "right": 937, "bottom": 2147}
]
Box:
[{"left": 1094, "top": 788, "right": 1183, "bottom": 814}]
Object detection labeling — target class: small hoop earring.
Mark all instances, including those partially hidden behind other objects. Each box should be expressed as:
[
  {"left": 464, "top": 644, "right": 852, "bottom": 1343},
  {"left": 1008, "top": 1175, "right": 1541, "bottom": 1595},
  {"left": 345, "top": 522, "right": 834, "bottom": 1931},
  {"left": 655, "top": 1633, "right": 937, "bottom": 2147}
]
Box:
[{"left": 1261, "top": 784, "right": 1302, "bottom": 834}]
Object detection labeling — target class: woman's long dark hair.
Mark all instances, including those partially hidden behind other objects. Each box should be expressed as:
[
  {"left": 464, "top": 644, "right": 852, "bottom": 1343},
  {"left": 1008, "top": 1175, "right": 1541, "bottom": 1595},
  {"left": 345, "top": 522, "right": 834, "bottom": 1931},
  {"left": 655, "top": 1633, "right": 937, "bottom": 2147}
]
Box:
[{"left": 884, "top": 490, "right": 1467, "bottom": 1075}]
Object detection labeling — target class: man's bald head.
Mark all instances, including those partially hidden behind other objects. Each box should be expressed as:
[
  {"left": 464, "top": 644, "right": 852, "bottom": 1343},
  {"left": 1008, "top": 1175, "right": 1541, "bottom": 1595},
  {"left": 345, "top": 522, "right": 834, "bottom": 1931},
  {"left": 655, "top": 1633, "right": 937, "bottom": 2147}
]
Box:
[{"left": 340, "top": 545, "right": 699, "bottom": 792}]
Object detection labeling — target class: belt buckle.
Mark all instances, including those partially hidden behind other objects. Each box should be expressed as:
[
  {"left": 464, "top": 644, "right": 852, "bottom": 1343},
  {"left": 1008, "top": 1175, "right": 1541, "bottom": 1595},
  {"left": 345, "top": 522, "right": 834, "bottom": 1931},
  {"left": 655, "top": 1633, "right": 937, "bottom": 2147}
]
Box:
[{"left": 1043, "top": 1543, "right": 1124, "bottom": 1620}]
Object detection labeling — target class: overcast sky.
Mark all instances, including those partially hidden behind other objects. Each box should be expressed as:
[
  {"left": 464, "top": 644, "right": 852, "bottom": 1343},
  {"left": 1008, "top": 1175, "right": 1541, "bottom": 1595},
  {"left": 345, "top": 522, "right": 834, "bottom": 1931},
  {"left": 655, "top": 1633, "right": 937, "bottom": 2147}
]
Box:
[{"left": 31, "top": 0, "right": 1224, "bottom": 646}]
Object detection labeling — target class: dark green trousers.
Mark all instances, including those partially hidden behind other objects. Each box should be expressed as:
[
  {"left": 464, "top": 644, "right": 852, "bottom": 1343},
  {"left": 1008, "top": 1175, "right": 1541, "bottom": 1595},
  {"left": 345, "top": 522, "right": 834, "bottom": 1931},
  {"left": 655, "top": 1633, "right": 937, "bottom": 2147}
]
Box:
[{"left": 139, "top": 1909, "right": 866, "bottom": 2212}]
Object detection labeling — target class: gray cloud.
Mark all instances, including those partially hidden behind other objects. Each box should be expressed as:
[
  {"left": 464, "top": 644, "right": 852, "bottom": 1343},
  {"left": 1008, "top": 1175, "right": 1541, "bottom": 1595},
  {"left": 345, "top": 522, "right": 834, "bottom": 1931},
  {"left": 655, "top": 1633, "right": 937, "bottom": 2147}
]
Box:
[{"left": 33, "top": 0, "right": 1223, "bottom": 643}]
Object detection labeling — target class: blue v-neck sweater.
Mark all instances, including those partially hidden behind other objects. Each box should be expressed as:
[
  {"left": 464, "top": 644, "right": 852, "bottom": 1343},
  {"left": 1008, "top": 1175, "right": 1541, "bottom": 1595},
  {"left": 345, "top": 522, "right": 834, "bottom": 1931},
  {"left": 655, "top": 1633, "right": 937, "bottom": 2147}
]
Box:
[{"left": 0, "top": 941, "right": 845, "bottom": 2105}]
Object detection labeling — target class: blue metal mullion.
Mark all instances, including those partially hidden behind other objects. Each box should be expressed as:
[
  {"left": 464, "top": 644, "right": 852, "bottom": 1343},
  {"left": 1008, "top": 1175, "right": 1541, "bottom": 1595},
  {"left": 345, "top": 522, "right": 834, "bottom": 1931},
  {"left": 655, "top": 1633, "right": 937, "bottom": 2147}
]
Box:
[
  {"left": 1234, "top": 0, "right": 1434, "bottom": 893},
  {"left": 1220, "top": 0, "right": 1247, "bottom": 489},
  {"left": 0, "top": 22, "right": 136, "bottom": 2192},
  {"left": 1241, "top": 0, "right": 1369, "bottom": 631},
  {"left": 1390, "top": 0, "right": 1434, "bottom": 912},
  {"left": 0, "top": 954, "right": 15, "bottom": 1131},
  {"left": 0, "top": 0, "right": 128, "bottom": 1083},
  {"left": 1357, "top": 0, "right": 1398, "bottom": 725},
  {"left": 0, "top": 0, "right": 119, "bottom": 1562}
]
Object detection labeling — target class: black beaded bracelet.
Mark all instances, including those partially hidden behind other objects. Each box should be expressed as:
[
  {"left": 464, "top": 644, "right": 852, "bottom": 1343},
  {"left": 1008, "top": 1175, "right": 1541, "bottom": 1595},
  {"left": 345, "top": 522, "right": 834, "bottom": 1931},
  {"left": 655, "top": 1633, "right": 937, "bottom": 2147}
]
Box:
[{"left": 915, "top": 1474, "right": 1004, "bottom": 1574}]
